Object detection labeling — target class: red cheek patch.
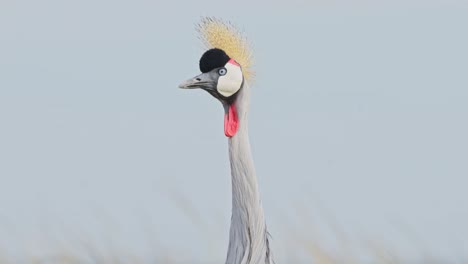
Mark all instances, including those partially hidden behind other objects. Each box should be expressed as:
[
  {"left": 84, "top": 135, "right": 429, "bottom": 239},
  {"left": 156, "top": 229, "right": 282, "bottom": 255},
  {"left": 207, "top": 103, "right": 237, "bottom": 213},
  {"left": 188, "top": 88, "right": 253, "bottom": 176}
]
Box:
[
  {"left": 224, "top": 104, "right": 239, "bottom": 137},
  {"left": 228, "top": 59, "right": 240, "bottom": 67}
]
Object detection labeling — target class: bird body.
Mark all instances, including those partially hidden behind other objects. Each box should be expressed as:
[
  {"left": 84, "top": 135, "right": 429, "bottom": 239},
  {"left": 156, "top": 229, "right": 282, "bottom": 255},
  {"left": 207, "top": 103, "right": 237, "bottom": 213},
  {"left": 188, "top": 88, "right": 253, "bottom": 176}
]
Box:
[
  {"left": 226, "top": 82, "right": 272, "bottom": 264},
  {"left": 179, "top": 18, "right": 272, "bottom": 264}
]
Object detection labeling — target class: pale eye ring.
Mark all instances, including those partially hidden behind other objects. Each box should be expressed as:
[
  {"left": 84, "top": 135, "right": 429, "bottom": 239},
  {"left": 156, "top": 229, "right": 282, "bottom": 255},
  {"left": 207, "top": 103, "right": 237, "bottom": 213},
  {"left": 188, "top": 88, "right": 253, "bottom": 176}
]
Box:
[{"left": 218, "top": 68, "right": 227, "bottom": 76}]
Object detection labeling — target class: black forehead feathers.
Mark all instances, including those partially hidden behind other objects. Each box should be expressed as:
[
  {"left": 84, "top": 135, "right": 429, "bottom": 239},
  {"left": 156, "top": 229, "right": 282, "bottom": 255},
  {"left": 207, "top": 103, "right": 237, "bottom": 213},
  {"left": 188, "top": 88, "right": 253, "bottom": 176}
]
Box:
[{"left": 199, "top": 48, "right": 230, "bottom": 73}]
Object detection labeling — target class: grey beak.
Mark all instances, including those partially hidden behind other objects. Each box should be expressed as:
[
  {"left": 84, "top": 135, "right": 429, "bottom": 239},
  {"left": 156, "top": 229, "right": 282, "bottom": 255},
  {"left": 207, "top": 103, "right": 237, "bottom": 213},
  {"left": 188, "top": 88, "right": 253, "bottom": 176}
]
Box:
[
  {"left": 178, "top": 77, "right": 200, "bottom": 89},
  {"left": 178, "top": 72, "right": 215, "bottom": 90}
]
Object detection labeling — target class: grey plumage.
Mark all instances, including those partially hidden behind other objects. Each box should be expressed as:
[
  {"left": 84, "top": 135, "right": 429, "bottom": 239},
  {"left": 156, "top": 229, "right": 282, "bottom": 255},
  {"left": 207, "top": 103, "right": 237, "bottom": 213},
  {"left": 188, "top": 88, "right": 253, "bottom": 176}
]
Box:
[{"left": 225, "top": 82, "right": 272, "bottom": 264}]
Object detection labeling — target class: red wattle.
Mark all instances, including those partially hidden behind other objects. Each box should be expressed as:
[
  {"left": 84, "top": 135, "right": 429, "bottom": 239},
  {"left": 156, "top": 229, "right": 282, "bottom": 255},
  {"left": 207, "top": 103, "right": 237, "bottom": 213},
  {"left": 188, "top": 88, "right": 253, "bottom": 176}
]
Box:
[{"left": 224, "top": 104, "right": 239, "bottom": 137}]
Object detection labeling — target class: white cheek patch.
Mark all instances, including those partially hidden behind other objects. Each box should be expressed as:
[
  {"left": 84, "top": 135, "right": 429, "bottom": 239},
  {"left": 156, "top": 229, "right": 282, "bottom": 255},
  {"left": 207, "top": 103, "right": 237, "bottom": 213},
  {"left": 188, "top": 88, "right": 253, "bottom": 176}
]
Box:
[{"left": 217, "top": 61, "right": 243, "bottom": 97}]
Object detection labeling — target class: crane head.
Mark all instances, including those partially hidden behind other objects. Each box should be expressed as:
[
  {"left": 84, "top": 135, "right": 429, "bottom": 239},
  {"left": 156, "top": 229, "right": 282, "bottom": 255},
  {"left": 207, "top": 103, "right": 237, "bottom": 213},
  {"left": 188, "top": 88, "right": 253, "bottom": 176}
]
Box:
[
  {"left": 178, "top": 17, "right": 253, "bottom": 137},
  {"left": 179, "top": 48, "right": 243, "bottom": 103}
]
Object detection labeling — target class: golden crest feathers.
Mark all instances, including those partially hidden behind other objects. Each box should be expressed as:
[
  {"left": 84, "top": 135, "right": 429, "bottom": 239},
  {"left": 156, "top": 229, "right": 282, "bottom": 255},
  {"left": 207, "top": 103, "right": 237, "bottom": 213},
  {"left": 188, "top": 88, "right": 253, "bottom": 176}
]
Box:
[{"left": 197, "top": 17, "right": 254, "bottom": 82}]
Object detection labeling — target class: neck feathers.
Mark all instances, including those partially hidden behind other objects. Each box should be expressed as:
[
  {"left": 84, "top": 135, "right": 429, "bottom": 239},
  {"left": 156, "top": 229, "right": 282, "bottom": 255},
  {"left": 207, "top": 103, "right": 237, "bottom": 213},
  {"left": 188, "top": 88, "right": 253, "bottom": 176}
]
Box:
[{"left": 225, "top": 83, "right": 272, "bottom": 264}]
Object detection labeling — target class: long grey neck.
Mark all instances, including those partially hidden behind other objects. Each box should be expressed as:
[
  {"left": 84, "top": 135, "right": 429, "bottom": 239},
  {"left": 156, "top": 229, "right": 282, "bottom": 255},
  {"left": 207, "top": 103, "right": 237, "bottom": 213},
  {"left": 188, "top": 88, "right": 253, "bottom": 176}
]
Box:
[{"left": 225, "top": 83, "right": 272, "bottom": 264}]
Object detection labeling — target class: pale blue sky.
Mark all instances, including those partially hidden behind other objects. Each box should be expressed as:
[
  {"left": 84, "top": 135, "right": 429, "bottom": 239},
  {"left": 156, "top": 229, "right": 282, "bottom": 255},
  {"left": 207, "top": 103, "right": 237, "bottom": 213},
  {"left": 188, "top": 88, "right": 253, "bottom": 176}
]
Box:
[{"left": 1, "top": 0, "right": 467, "bottom": 262}]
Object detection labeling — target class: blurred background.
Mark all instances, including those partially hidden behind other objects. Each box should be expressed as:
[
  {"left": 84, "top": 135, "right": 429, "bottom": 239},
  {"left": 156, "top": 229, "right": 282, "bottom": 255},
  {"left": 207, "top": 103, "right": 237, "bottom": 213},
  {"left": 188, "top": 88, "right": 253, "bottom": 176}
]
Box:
[{"left": 1, "top": 0, "right": 467, "bottom": 262}]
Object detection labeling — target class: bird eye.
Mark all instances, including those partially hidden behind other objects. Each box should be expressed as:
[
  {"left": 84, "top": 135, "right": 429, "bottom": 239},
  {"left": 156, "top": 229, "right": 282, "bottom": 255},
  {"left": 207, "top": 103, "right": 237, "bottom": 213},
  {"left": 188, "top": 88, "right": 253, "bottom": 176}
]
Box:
[{"left": 218, "top": 68, "right": 227, "bottom": 76}]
